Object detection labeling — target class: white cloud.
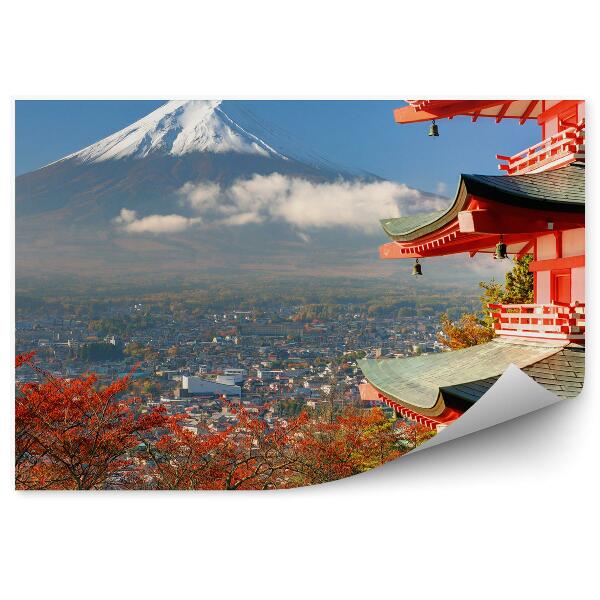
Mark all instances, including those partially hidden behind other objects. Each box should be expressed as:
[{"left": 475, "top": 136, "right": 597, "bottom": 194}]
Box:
[
  {"left": 113, "top": 208, "right": 137, "bottom": 225},
  {"left": 436, "top": 181, "right": 448, "bottom": 195},
  {"left": 177, "top": 182, "right": 221, "bottom": 212},
  {"left": 113, "top": 208, "right": 201, "bottom": 234},
  {"left": 178, "top": 174, "right": 447, "bottom": 233},
  {"left": 114, "top": 174, "right": 448, "bottom": 236},
  {"left": 462, "top": 253, "right": 515, "bottom": 277}
]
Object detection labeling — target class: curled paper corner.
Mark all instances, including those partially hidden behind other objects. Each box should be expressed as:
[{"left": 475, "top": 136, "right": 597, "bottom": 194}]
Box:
[{"left": 413, "top": 364, "right": 564, "bottom": 453}]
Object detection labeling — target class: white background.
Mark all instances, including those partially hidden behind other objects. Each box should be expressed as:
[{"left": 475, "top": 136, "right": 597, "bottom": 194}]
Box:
[{"left": 1, "top": 2, "right": 597, "bottom": 598}]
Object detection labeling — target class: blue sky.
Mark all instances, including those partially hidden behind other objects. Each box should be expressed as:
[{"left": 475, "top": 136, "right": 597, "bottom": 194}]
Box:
[{"left": 15, "top": 100, "right": 538, "bottom": 194}]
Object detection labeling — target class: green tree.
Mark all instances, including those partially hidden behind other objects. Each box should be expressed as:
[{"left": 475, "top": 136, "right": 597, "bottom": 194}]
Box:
[
  {"left": 439, "top": 255, "right": 534, "bottom": 349},
  {"left": 480, "top": 255, "right": 534, "bottom": 326}
]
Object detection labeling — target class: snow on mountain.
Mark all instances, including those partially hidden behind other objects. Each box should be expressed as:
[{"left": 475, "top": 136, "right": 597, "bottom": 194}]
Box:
[
  {"left": 17, "top": 100, "right": 368, "bottom": 223},
  {"left": 57, "top": 100, "right": 288, "bottom": 165},
  {"left": 17, "top": 100, "right": 459, "bottom": 285}
]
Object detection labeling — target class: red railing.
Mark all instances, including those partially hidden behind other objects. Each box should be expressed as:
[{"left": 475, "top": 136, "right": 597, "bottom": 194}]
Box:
[
  {"left": 497, "top": 122, "right": 585, "bottom": 175},
  {"left": 488, "top": 302, "right": 585, "bottom": 341}
]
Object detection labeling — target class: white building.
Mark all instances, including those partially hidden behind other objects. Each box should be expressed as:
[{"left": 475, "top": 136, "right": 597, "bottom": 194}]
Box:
[
  {"left": 182, "top": 375, "right": 241, "bottom": 397},
  {"left": 222, "top": 368, "right": 246, "bottom": 384}
]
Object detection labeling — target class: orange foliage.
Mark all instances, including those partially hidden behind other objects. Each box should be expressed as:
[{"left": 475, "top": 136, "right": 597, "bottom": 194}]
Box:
[
  {"left": 288, "top": 408, "right": 402, "bottom": 486},
  {"left": 437, "top": 312, "right": 495, "bottom": 350},
  {"left": 15, "top": 353, "right": 167, "bottom": 490},
  {"left": 142, "top": 405, "right": 404, "bottom": 490},
  {"left": 16, "top": 353, "right": 434, "bottom": 490}
]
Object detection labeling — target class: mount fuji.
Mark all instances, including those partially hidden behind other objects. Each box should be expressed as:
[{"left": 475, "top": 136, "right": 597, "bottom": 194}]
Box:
[
  {"left": 16, "top": 100, "right": 448, "bottom": 289},
  {"left": 56, "top": 100, "right": 289, "bottom": 163}
]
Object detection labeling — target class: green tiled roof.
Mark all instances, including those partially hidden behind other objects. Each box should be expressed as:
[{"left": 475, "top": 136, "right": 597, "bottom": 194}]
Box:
[
  {"left": 381, "top": 162, "right": 585, "bottom": 241},
  {"left": 439, "top": 376, "right": 499, "bottom": 408},
  {"left": 380, "top": 209, "right": 449, "bottom": 238},
  {"left": 523, "top": 344, "right": 585, "bottom": 398},
  {"left": 358, "top": 338, "right": 567, "bottom": 415},
  {"left": 464, "top": 162, "right": 585, "bottom": 208},
  {"left": 439, "top": 344, "right": 585, "bottom": 405}
]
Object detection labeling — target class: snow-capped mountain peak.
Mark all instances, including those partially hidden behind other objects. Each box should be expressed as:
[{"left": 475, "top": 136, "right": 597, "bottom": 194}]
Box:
[{"left": 60, "top": 100, "right": 287, "bottom": 164}]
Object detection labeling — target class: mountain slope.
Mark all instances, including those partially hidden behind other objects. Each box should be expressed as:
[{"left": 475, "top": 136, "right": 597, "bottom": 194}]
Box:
[
  {"left": 16, "top": 100, "right": 457, "bottom": 288},
  {"left": 17, "top": 100, "right": 361, "bottom": 220}
]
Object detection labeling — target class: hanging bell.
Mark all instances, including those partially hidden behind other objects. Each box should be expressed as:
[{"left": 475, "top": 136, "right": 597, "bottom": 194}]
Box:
[
  {"left": 428, "top": 120, "right": 439, "bottom": 137},
  {"left": 412, "top": 258, "right": 423, "bottom": 276},
  {"left": 494, "top": 236, "right": 507, "bottom": 260}
]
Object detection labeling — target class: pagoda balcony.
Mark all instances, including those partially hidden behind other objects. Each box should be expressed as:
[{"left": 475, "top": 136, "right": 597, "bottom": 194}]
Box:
[
  {"left": 497, "top": 123, "right": 585, "bottom": 176},
  {"left": 488, "top": 302, "right": 585, "bottom": 341}
]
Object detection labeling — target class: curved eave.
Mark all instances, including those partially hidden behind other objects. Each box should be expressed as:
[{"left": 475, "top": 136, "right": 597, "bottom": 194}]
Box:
[
  {"left": 381, "top": 163, "right": 585, "bottom": 243},
  {"left": 381, "top": 234, "right": 536, "bottom": 260},
  {"left": 381, "top": 179, "right": 468, "bottom": 241}
]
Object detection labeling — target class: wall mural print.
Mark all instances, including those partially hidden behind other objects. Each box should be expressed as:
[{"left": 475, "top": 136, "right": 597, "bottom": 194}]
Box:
[{"left": 15, "top": 99, "right": 585, "bottom": 490}]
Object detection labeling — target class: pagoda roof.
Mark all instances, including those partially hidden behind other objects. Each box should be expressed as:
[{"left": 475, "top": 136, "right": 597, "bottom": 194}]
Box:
[
  {"left": 395, "top": 100, "right": 583, "bottom": 126},
  {"left": 395, "top": 100, "right": 545, "bottom": 124},
  {"left": 381, "top": 162, "right": 585, "bottom": 242},
  {"left": 442, "top": 344, "right": 584, "bottom": 404},
  {"left": 522, "top": 344, "right": 584, "bottom": 398},
  {"left": 358, "top": 338, "right": 568, "bottom": 417}
]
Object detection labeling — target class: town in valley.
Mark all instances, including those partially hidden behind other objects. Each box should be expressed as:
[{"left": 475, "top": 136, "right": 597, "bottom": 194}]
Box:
[{"left": 16, "top": 281, "right": 478, "bottom": 432}]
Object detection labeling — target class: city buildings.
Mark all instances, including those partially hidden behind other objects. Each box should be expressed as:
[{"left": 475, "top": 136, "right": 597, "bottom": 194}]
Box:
[{"left": 16, "top": 292, "right": 454, "bottom": 431}]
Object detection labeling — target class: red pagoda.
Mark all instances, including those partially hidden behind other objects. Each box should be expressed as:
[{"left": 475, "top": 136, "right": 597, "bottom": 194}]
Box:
[{"left": 359, "top": 100, "right": 585, "bottom": 431}]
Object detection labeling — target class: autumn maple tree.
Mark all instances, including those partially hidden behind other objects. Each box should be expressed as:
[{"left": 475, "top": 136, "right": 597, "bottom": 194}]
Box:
[
  {"left": 15, "top": 353, "right": 434, "bottom": 490},
  {"left": 142, "top": 404, "right": 306, "bottom": 490},
  {"left": 138, "top": 404, "right": 428, "bottom": 489},
  {"left": 15, "top": 352, "right": 167, "bottom": 490},
  {"left": 437, "top": 312, "right": 495, "bottom": 350},
  {"left": 395, "top": 419, "right": 436, "bottom": 452},
  {"left": 286, "top": 407, "right": 401, "bottom": 485}
]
